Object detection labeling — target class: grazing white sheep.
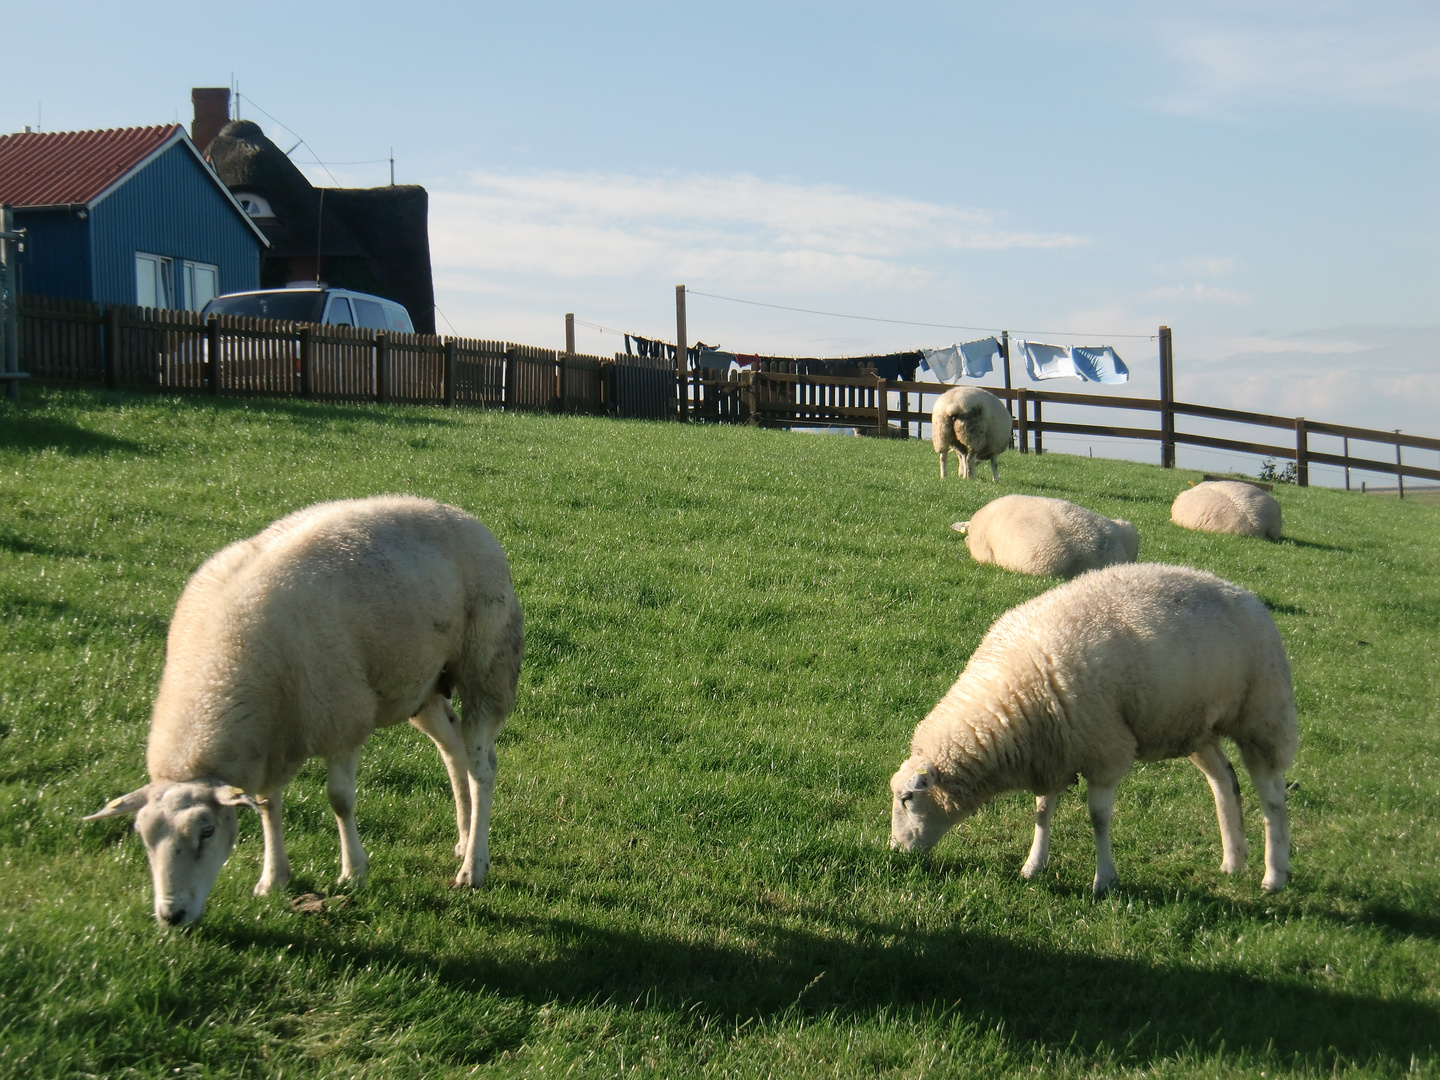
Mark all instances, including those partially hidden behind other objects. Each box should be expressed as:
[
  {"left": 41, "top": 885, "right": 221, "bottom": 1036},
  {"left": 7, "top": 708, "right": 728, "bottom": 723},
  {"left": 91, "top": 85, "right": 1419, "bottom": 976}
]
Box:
[
  {"left": 953, "top": 494, "right": 1139, "bottom": 578},
  {"left": 1171, "top": 480, "right": 1282, "bottom": 541},
  {"left": 932, "top": 386, "right": 1012, "bottom": 480},
  {"left": 84, "top": 496, "right": 524, "bottom": 927},
  {"left": 889, "top": 563, "right": 1297, "bottom": 895}
]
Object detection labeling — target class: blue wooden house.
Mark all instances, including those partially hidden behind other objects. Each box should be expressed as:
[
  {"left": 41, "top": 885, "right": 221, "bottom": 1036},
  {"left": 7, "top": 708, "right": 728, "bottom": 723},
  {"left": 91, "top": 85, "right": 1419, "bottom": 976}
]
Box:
[{"left": 0, "top": 124, "right": 267, "bottom": 310}]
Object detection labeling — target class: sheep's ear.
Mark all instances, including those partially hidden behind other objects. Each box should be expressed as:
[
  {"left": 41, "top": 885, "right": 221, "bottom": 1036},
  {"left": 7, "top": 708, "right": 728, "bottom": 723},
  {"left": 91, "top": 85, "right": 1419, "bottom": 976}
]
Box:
[
  {"left": 214, "top": 785, "right": 260, "bottom": 811},
  {"left": 83, "top": 787, "right": 150, "bottom": 821},
  {"left": 950, "top": 521, "right": 970, "bottom": 535}
]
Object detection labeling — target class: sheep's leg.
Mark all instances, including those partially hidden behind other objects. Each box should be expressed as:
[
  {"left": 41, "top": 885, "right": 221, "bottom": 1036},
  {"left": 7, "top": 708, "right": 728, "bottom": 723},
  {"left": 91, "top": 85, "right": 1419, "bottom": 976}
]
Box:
[
  {"left": 1087, "top": 782, "right": 1120, "bottom": 896},
  {"left": 938, "top": 449, "right": 948, "bottom": 479},
  {"left": 254, "top": 789, "right": 291, "bottom": 896},
  {"left": 455, "top": 723, "right": 499, "bottom": 888},
  {"left": 1188, "top": 743, "right": 1248, "bottom": 875},
  {"left": 988, "top": 456, "right": 999, "bottom": 482},
  {"left": 410, "top": 695, "right": 473, "bottom": 858},
  {"left": 1021, "top": 792, "right": 1060, "bottom": 880},
  {"left": 326, "top": 750, "right": 368, "bottom": 886},
  {"left": 960, "top": 449, "right": 974, "bottom": 480},
  {"left": 1250, "top": 766, "right": 1291, "bottom": 892}
]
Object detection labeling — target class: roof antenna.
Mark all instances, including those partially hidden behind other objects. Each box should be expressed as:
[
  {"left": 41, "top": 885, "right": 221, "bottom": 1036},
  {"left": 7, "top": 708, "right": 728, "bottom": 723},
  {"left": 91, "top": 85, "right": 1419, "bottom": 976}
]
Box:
[{"left": 389, "top": 147, "right": 394, "bottom": 186}]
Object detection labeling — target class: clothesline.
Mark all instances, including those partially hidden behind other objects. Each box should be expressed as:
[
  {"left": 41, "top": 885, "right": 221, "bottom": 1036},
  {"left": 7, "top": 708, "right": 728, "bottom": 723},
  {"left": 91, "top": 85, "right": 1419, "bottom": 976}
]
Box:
[{"left": 684, "top": 288, "right": 1159, "bottom": 341}]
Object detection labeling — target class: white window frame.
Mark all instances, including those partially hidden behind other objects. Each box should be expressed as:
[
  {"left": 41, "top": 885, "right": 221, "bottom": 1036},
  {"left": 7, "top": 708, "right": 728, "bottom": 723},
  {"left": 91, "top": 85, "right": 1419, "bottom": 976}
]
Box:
[
  {"left": 181, "top": 260, "right": 220, "bottom": 312},
  {"left": 135, "top": 252, "right": 174, "bottom": 309}
]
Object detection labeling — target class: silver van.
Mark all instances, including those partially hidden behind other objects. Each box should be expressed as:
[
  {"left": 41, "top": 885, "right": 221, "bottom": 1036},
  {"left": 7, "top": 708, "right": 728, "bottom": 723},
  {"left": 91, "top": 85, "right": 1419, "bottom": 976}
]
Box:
[{"left": 202, "top": 286, "right": 415, "bottom": 333}]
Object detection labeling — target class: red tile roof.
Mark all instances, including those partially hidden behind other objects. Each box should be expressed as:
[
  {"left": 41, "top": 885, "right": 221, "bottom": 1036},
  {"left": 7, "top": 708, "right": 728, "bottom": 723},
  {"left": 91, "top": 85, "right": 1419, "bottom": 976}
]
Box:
[{"left": 0, "top": 125, "right": 184, "bottom": 208}]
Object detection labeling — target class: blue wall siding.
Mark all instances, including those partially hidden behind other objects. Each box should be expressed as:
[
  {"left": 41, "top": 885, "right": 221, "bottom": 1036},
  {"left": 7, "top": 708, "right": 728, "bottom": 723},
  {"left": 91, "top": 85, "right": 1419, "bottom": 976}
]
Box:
[
  {"left": 90, "top": 141, "right": 262, "bottom": 306},
  {"left": 13, "top": 208, "right": 90, "bottom": 299}
]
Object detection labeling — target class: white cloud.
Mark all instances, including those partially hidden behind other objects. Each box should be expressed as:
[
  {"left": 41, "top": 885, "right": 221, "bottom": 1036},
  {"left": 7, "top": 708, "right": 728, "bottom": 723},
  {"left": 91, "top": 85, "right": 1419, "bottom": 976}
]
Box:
[
  {"left": 1152, "top": 3, "right": 1440, "bottom": 114},
  {"left": 428, "top": 170, "right": 1087, "bottom": 294}
]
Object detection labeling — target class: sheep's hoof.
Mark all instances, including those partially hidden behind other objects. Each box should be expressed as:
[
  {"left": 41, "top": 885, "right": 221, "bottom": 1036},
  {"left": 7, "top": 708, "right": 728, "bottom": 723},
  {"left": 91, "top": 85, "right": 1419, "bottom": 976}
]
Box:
[
  {"left": 452, "top": 861, "right": 489, "bottom": 889},
  {"left": 1092, "top": 874, "right": 1118, "bottom": 898},
  {"left": 1020, "top": 860, "right": 1045, "bottom": 881},
  {"left": 1261, "top": 872, "right": 1288, "bottom": 893}
]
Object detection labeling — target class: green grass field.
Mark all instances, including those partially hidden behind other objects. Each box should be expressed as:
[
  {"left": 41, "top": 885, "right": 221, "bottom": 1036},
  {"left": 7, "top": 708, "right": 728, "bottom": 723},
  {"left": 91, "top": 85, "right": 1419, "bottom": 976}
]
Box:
[{"left": 2, "top": 386, "right": 1438, "bottom": 1079}]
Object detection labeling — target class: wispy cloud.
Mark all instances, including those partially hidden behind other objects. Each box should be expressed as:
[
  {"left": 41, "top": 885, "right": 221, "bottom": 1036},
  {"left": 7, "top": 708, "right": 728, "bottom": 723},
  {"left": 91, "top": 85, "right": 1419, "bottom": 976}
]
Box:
[
  {"left": 1147, "top": 283, "right": 1249, "bottom": 304},
  {"left": 1152, "top": 3, "right": 1440, "bottom": 114},
  {"left": 428, "top": 170, "right": 1087, "bottom": 293}
]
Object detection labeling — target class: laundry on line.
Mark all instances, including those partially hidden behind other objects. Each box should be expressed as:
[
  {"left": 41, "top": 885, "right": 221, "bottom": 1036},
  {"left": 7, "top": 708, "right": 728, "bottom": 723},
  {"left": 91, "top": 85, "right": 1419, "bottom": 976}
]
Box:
[{"left": 1017, "top": 340, "right": 1129, "bottom": 384}]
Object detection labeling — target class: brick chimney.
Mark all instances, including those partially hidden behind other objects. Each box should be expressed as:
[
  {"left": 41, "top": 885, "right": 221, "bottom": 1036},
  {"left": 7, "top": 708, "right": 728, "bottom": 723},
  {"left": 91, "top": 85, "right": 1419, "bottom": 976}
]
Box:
[{"left": 190, "top": 88, "right": 231, "bottom": 155}]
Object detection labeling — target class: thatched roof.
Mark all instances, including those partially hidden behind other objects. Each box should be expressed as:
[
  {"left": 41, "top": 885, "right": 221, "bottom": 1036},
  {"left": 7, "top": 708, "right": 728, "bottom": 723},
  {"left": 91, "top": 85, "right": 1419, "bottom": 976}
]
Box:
[{"left": 204, "top": 120, "right": 434, "bottom": 333}]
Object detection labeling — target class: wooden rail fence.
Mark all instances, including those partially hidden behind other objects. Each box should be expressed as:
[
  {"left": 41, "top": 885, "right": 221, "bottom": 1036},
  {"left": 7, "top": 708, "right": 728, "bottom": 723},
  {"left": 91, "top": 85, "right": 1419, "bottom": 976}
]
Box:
[
  {"left": 15, "top": 295, "right": 1439, "bottom": 489},
  {"left": 691, "top": 364, "right": 1440, "bottom": 490}
]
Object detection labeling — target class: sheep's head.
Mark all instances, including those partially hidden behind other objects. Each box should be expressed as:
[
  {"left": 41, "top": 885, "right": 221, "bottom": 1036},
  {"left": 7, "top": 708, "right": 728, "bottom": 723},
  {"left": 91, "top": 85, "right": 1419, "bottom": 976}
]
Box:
[
  {"left": 889, "top": 757, "right": 965, "bottom": 852},
  {"left": 84, "top": 781, "right": 257, "bottom": 927}
]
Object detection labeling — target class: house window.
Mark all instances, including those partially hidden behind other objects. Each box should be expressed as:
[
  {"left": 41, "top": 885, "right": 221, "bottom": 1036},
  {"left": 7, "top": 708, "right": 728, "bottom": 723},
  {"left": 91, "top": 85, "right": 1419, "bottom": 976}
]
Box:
[
  {"left": 182, "top": 260, "right": 219, "bottom": 312},
  {"left": 135, "top": 253, "right": 174, "bottom": 309},
  {"left": 234, "top": 192, "right": 274, "bottom": 218}
]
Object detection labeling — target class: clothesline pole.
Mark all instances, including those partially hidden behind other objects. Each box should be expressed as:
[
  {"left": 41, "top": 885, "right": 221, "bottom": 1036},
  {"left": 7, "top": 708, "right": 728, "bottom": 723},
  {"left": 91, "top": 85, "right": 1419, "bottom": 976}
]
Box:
[
  {"left": 1001, "top": 331, "right": 1013, "bottom": 407},
  {"left": 565, "top": 313, "right": 575, "bottom": 355},
  {"left": 675, "top": 285, "right": 688, "bottom": 421},
  {"left": 1159, "top": 326, "right": 1175, "bottom": 469}
]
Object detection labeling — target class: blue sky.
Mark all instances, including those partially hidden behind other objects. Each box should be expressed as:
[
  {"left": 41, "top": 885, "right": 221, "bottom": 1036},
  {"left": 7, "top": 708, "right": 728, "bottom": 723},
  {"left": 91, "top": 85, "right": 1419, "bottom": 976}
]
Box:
[{"left": 4, "top": 1, "right": 1437, "bottom": 478}]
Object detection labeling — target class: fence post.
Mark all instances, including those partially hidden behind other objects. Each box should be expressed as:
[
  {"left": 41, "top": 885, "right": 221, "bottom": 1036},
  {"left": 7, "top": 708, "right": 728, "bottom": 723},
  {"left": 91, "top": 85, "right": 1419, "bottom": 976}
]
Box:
[
  {"left": 443, "top": 339, "right": 457, "bottom": 407},
  {"left": 875, "top": 373, "right": 888, "bottom": 435},
  {"left": 1159, "top": 325, "right": 1175, "bottom": 468},
  {"left": 1017, "top": 388, "right": 1029, "bottom": 453},
  {"left": 204, "top": 315, "right": 220, "bottom": 394},
  {"left": 675, "top": 284, "right": 688, "bottom": 421},
  {"left": 298, "top": 325, "right": 313, "bottom": 399},
  {"left": 1396, "top": 430, "right": 1404, "bottom": 500},
  {"left": 740, "top": 369, "right": 758, "bottom": 425},
  {"left": 556, "top": 351, "right": 567, "bottom": 412},
  {"left": 503, "top": 346, "right": 516, "bottom": 411},
  {"left": 1343, "top": 435, "right": 1350, "bottom": 491},
  {"left": 1034, "top": 396, "right": 1043, "bottom": 455},
  {"left": 103, "top": 305, "right": 121, "bottom": 390},
  {"left": 375, "top": 332, "right": 389, "bottom": 403},
  {"left": 1295, "top": 417, "right": 1308, "bottom": 487}
]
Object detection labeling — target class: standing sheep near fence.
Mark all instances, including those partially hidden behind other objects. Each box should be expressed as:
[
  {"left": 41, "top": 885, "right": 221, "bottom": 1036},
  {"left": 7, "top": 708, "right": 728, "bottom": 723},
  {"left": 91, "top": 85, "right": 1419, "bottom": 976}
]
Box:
[
  {"left": 84, "top": 496, "right": 524, "bottom": 927},
  {"left": 889, "top": 563, "right": 1297, "bottom": 895},
  {"left": 953, "top": 494, "right": 1139, "bottom": 578},
  {"left": 932, "top": 386, "right": 1012, "bottom": 480}
]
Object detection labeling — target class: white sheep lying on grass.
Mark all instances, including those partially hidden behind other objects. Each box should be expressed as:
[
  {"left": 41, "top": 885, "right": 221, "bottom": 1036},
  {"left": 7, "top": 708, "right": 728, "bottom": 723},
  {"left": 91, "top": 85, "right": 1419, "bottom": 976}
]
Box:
[
  {"left": 85, "top": 496, "right": 524, "bottom": 927},
  {"left": 889, "top": 563, "right": 1297, "bottom": 895},
  {"left": 1171, "top": 480, "right": 1282, "bottom": 540},
  {"left": 953, "top": 494, "right": 1139, "bottom": 578},
  {"left": 932, "top": 386, "right": 1012, "bottom": 480}
]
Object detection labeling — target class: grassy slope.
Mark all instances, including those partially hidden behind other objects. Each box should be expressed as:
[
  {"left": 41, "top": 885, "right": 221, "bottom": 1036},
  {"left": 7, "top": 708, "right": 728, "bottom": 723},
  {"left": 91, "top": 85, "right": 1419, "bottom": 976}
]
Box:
[{"left": 1, "top": 387, "right": 1437, "bottom": 1079}]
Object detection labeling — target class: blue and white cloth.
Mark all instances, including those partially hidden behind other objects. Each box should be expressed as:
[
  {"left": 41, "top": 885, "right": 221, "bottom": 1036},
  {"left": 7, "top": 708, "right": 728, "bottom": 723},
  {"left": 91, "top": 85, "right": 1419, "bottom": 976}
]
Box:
[
  {"left": 921, "top": 337, "right": 1000, "bottom": 382},
  {"left": 1017, "top": 340, "right": 1128, "bottom": 384}
]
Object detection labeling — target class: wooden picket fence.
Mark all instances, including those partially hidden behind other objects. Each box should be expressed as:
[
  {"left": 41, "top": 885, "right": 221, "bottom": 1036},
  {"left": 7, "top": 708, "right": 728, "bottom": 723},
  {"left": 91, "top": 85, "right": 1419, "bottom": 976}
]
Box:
[
  {"left": 16, "top": 295, "right": 651, "bottom": 417},
  {"left": 16, "top": 294, "right": 1440, "bottom": 489}
]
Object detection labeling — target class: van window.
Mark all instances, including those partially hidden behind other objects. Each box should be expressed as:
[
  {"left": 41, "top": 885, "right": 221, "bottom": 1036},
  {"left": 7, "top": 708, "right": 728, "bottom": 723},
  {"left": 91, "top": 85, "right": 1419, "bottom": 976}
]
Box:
[
  {"left": 205, "top": 291, "right": 323, "bottom": 322},
  {"left": 325, "top": 296, "right": 355, "bottom": 326},
  {"left": 383, "top": 304, "right": 414, "bottom": 333},
  {"left": 352, "top": 298, "right": 388, "bottom": 330}
]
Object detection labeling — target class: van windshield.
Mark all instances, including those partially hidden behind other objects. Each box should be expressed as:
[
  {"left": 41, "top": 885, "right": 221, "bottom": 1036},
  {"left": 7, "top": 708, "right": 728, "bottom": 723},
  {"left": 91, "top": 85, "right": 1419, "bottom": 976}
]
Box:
[{"left": 203, "top": 292, "right": 324, "bottom": 322}]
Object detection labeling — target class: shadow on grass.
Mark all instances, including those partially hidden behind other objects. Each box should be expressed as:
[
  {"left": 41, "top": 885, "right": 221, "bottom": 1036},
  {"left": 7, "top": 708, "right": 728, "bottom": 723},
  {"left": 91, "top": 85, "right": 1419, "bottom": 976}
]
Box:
[
  {"left": 1279, "top": 537, "right": 1351, "bottom": 553},
  {"left": 0, "top": 415, "right": 145, "bottom": 456},
  {"left": 207, "top": 395, "right": 467, "bottom": 429},
  {"left": 215, "top": 907, "right": 1438, "bottom": 1070}
]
